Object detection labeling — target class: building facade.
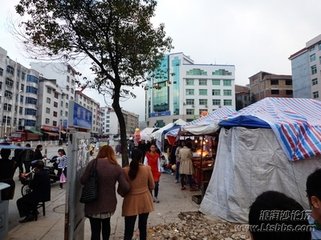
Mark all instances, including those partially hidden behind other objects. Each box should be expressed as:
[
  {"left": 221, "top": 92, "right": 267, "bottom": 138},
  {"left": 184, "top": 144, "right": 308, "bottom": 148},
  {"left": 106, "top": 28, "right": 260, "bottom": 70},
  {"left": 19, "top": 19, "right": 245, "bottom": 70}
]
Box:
[
  {"left": 75, "top": 90, "right": 102, "bottom": 135},
  {"left": 145, "top": 53, "right": 235, "bottom": 127},
  {"left": 289, "top": 34, "right": 321, "bottom": 99},
  {"left": 31, "top": 62, "right": 79, "bottom": 135},
  {"left": 101, "top": 107, "right": 139, "bottom": 138},
  {"left": 249, "top": 71, "right": 293, "bottom": 102},
  {"left": 235, "top": 84, "right": 251, "bottom": 110},
  {"left": 0, "top": 47, "right": 39, "bottom": 137}
]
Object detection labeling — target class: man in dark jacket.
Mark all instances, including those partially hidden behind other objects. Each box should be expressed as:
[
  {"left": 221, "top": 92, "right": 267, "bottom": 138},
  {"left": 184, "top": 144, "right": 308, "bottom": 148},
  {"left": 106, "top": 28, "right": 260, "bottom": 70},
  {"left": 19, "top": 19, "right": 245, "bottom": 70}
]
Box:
[
  {"left": 0, "top": 146, "right": 15, "bottom": 200},
  {"left": 16, "top": 160, "right": 51, "bottom": 223},
  {"left": 21, "top": 143, "right": 34, "bottom": 173}
]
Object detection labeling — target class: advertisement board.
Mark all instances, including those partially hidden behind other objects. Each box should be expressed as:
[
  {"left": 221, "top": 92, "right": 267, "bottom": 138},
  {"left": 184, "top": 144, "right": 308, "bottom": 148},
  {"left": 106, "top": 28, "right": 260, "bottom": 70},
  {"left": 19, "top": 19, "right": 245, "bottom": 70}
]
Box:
[{"left": 68, "top": 101, "right": 92, "bottom": 129}]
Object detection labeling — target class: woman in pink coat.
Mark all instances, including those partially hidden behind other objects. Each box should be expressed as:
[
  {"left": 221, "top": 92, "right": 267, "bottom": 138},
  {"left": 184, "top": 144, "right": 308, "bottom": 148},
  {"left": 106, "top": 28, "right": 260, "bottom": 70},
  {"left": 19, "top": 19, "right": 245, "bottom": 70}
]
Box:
[{"left": 122, "top": 148, "right": 155, "bottom": 240}]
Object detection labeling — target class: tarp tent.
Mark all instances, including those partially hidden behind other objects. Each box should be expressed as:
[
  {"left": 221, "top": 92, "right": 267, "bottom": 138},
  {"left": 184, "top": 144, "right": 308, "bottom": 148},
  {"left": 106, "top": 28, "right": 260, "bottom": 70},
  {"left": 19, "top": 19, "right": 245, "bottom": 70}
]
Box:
[
  {"left": 150, "top": 119, "right": 186, "bottom": 150},
  {"left": 164, "top": 107, "right": 236, "bottom": 144},
  {"left": 200, "top": 97, "right": 321, "bottom": 223},
  {"left": 140, "top": 127, "right": 157, "bottom": 141},
  {"left": 180, "top": 107, "right": 236, "bottom": 136}
]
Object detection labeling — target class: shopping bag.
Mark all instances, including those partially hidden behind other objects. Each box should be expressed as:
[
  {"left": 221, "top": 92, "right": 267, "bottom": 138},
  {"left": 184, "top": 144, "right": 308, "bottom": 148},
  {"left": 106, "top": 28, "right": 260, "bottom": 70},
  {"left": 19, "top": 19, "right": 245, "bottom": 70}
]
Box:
[{"left": 60, "top": 172, "right": 67, "bottom": 183}]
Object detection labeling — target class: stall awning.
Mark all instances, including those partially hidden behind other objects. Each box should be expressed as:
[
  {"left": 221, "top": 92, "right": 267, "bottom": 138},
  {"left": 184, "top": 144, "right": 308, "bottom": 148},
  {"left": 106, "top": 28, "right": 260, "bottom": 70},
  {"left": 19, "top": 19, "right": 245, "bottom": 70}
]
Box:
[
  {"left": 27, "top": 128, "right": 43, "bottom": 135},
  {"left": 43, "top": 131, "right": 59, "bottom": 136}
]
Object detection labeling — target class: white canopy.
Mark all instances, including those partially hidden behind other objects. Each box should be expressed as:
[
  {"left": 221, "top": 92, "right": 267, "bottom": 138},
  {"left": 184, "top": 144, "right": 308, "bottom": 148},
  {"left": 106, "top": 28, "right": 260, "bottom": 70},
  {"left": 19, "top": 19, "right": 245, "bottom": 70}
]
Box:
[{"left": 140, "top": 127, "right": 156, "bottom": 141}]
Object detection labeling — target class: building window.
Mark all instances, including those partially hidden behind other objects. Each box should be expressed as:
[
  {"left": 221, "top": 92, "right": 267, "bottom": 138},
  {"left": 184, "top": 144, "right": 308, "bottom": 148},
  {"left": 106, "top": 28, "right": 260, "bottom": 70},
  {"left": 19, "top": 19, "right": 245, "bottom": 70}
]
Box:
[
  {"left": 311, "top": 65, "right": 317, "bottom": 75},
  {"left": 54, "top": 102, "right": 58, "bottom": 107},
  {"left": 212, "top": 99, "right": 221, "bottom": 105},
  {"left": 0, "top": 68, "right": 3, "bottom": 76},
  {"left": 212, "top": 79, "right": 220, "bottom": 85},
  {"left": 6, "top": 66, "right": 14, "bottom": 75},
  {"left": 186, "top": 79, "right": 194, "bottom": 85},
  {"left": 46, "top": 97, "right": 51, "bottom": 104},
  {"left": 271, "top": 90, "right": 279, "bottom": 95},
  {"left": 271, "top": 80, "right": 279, "bottom": 85},
  {"left": 223, "top": 89, "right": 232, "bottom": 96},
  {"left": 312, "top": 78, "right": 318, "bottom": 85},
  {"left": 286, "top": 90, "right": 293, "bottom": 95},
  {"left": 199, "top": 99, "right": 208, "bottom": 105},
  {"left": 199, "top": 89, "right": 207, "bottom": 95},
  {"left": 54, "top": 92, "right": 58, "bottom": 98},
  {"left": 45, "top": 118, "right": 50, "bottom": 124},
  {"left": 186, "top": 68, "right": 207, "bottom": 76},
  {"left": 46, "top": 107, "right": 50, "bottom": 114},
  {"left": 285, "top": 80, "right": 292, "bottom": 85},
  {"left": 53, "top": 111, "right": 58, "bottom": 117},
  {"left": 186, "top": 89, "right": 194, "bottom": 95},
  {"left": 47, "top": 87, "right": 52, "bottom": 94},
  {"left": 212, "top": 89, "right": 221, "bottom": 96},
  {"left": 223, "top": 79, "right": 232, "bottom": 86},
  {"left": 310, "top": 53, "right": 316, "bottom": 62},
  {"left": 313, "top": 91, "right": 319, "bottom": 98},
  {"left": 53, "top": 121, "right": 57, "bottom": 126},
  {"left": 186, "top": 109, "right": 194, "bottom": 115},
  {"left": 186, "top": 99, "right": 194, "bottom": 105},
  {"left": 212, "top": 69, "right": 232, "bottom": 76},
  {"left": 199, "top": 79, "right": 207, "bottom": 86},
  {"left": 223, "top": 99, "right": 232, "bottom": 106}
]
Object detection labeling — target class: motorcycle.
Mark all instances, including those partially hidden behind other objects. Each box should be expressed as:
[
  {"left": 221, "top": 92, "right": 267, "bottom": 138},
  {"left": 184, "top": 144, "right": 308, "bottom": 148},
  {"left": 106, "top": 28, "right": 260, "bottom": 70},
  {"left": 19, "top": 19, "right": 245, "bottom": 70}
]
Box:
[{"left": 19, "top": 156, "right": 60, "bottom": 196}]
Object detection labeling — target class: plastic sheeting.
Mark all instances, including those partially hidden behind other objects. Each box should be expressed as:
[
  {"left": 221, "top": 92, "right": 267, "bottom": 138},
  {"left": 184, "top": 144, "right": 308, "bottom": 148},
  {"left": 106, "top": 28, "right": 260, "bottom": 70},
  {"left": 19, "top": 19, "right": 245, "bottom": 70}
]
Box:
[{"left": 200, "top": 127, "right": 321, "bottom": 223}]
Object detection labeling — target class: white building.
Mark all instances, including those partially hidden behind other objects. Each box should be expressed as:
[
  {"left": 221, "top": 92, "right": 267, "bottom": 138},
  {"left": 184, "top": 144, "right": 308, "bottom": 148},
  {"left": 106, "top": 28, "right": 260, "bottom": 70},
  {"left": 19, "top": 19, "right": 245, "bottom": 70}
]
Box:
[
  {"left": 289, "top": 34, "right": 321, "bottom": 99},
  {"left": 75, "top": 90, "right": 102, "bottom": 135},
  {"left": 30, "top": 62, "right": 78, "bottom": 134},
  {"left": 101, "top": 107, "right": 139, "bottom": 138},
  {"left": 0, "top": 47, "right": 39, "bottom": 137},
  {"left": 145, "top": 52, "right": 235, "bottom": 127},
  {"left": 37, "top": 77, "right": 64, "bottom": 138}
]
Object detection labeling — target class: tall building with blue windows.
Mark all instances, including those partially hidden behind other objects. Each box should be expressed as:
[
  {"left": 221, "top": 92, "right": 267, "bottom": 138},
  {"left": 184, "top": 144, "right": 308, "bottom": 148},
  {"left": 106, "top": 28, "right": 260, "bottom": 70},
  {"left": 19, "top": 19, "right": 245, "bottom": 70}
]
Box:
[
  {"left": 145, "top": 52, "right": 235, "bottom": 127},
  {"left": 289, "top": 34, "right": 321, "bottom": 99}
]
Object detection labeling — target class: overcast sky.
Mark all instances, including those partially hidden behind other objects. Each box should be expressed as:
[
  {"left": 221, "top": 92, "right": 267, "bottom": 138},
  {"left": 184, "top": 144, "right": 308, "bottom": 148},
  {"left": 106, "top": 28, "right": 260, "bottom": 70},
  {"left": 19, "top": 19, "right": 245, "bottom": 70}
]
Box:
[{"left": 1, "top": 0, "right": 321, "bottom": 120}]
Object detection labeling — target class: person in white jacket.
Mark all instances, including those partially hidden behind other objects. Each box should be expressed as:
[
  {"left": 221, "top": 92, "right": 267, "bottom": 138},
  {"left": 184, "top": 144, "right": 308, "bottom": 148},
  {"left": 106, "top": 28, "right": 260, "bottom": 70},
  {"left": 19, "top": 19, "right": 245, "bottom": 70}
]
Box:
[{"left": 57, "top": 149, "right": 68, "bottom": 189}]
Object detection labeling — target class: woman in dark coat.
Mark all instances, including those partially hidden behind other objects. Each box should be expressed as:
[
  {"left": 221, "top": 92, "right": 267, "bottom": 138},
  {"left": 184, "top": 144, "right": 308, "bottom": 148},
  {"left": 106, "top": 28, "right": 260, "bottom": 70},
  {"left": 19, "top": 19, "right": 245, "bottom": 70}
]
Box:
[{"left": 80, "top": 145, "right": 130, "bottom": 240}]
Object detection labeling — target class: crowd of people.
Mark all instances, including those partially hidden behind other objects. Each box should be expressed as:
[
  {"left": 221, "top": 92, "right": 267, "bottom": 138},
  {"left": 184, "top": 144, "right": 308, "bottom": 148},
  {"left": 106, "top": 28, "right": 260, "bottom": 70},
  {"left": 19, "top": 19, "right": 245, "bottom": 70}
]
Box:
[
  {"left": 2, "top": 138, "right": 321, "bottom": 240},
  {"left": 0, "top": 141, "right": 68, "bottom": 223}
]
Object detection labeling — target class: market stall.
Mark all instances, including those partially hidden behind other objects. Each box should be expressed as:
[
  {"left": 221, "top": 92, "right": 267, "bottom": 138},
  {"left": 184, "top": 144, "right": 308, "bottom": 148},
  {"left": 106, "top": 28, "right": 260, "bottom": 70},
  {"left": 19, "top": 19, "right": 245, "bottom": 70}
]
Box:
[{"left": 166, "top": 107, "right": 236, "bottom": 196}]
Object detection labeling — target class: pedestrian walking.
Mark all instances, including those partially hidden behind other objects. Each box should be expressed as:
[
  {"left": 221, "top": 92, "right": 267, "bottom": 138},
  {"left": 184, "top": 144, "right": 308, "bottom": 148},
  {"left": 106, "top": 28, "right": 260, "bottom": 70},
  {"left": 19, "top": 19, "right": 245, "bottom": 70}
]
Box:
[
  {"left": 57, "top": 149, "right": 68, "bottom": 189},
  {"left": 144, "top": 144, "right": 161, "bottom": 203},
  {"left": 122, "top": 148, "right": 155, "bottom": 240},
  {"left": 178, "top": 141, "right": 196, "bottom": 191},
  {"left": 80, "top": 145, "right": 130, "bottom": 240},
  {"left": 21, "top": 143, "right": 34, "bottom": 173}
]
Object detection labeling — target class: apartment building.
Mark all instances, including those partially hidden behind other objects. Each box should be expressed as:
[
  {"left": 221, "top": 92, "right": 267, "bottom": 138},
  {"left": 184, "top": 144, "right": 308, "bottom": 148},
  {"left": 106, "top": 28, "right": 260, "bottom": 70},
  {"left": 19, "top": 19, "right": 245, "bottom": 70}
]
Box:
[
  {"left": 75, "top": 90, "right": 102, "bottom": 135},
  {"left": 0, "top": 47, "right": 39, "bottom": 137},
  {"left": 249, "top": 71, "right": 293, "bottom": 101},
  {"left": 235, "top": 84, "right": 251, "bottom": 110},
  {"left": 30, "top": 62, "right": 78, "bottom": 135},
  {"left": 101, "top": 107, "right": 139, "bottom": 138},
  {"left": 145, "top": 52, "right": 235, "bottom": 127},
  {"left": 289, "top": 34, "right": 321, "bottom": 99}
]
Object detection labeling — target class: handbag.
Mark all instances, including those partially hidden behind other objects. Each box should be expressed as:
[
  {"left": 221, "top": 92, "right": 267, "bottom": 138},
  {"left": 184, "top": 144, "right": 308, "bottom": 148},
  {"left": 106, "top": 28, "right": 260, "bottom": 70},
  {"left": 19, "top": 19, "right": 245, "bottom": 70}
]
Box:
[
  {"left": 80, "top": 159, "right": 98, "bottom": 203},
  {"left": 60, "top": 171, "right": 67, "bottom": 183}
]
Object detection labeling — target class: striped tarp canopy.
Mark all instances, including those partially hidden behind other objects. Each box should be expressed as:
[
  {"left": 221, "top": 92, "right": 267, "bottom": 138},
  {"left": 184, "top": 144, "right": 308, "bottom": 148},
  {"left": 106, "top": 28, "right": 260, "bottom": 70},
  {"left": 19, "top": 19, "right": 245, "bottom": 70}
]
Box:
[
  {"left": 219, "top": 97, "right": 321, "bottom": 161},
  {"left": 166, "top": 107, "right": 236, "bottom": 137}
]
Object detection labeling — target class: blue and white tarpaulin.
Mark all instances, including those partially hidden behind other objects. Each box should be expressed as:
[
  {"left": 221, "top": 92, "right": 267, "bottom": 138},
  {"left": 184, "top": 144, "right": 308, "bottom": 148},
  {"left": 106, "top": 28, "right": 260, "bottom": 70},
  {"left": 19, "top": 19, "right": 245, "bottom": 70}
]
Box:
[
  {"left": 219, "top": 97, "right": 321, "bottom": 161},
  {"left": 179, "top": 107, "right": 236, "bottom": 136}
]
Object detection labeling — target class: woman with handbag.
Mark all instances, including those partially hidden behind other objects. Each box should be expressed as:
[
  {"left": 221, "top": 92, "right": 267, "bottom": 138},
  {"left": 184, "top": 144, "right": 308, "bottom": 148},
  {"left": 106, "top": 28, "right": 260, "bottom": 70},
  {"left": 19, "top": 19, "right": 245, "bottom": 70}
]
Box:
[
  {"left": 122, "top": 148, "right": 155, "bottom": 240},
  {"left": 80, "top": 145, "right": 130, "bottom": 240}
]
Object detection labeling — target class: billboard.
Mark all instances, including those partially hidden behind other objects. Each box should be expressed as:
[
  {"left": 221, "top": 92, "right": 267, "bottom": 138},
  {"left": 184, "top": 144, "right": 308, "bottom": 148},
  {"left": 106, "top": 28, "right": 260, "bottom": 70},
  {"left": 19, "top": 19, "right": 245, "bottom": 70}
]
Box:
[{"left": 68, "top": 101, "right": 92, "bottom": 129}]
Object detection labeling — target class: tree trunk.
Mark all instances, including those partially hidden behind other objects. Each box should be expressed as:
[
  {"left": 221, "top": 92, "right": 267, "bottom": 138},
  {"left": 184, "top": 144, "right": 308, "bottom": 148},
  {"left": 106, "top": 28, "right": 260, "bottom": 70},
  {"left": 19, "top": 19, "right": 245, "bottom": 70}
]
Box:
[{"left": 112, "top": 85, "right": 129, "bottom": 167}]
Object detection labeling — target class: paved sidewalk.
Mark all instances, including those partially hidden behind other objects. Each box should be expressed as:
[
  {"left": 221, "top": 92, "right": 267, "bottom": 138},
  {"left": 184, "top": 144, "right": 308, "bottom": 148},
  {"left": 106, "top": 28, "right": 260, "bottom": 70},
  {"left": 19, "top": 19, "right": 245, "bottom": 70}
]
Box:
[{"left": 6, "top": 173, "right": 200, "bottom": 240}]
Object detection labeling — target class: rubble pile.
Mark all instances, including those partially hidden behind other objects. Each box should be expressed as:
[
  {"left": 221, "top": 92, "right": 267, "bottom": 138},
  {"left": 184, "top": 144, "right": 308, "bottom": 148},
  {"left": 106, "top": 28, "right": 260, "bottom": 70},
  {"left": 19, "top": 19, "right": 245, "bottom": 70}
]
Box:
[{"left": 147, "top": 211, "right": 251, "bottom": 240}]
